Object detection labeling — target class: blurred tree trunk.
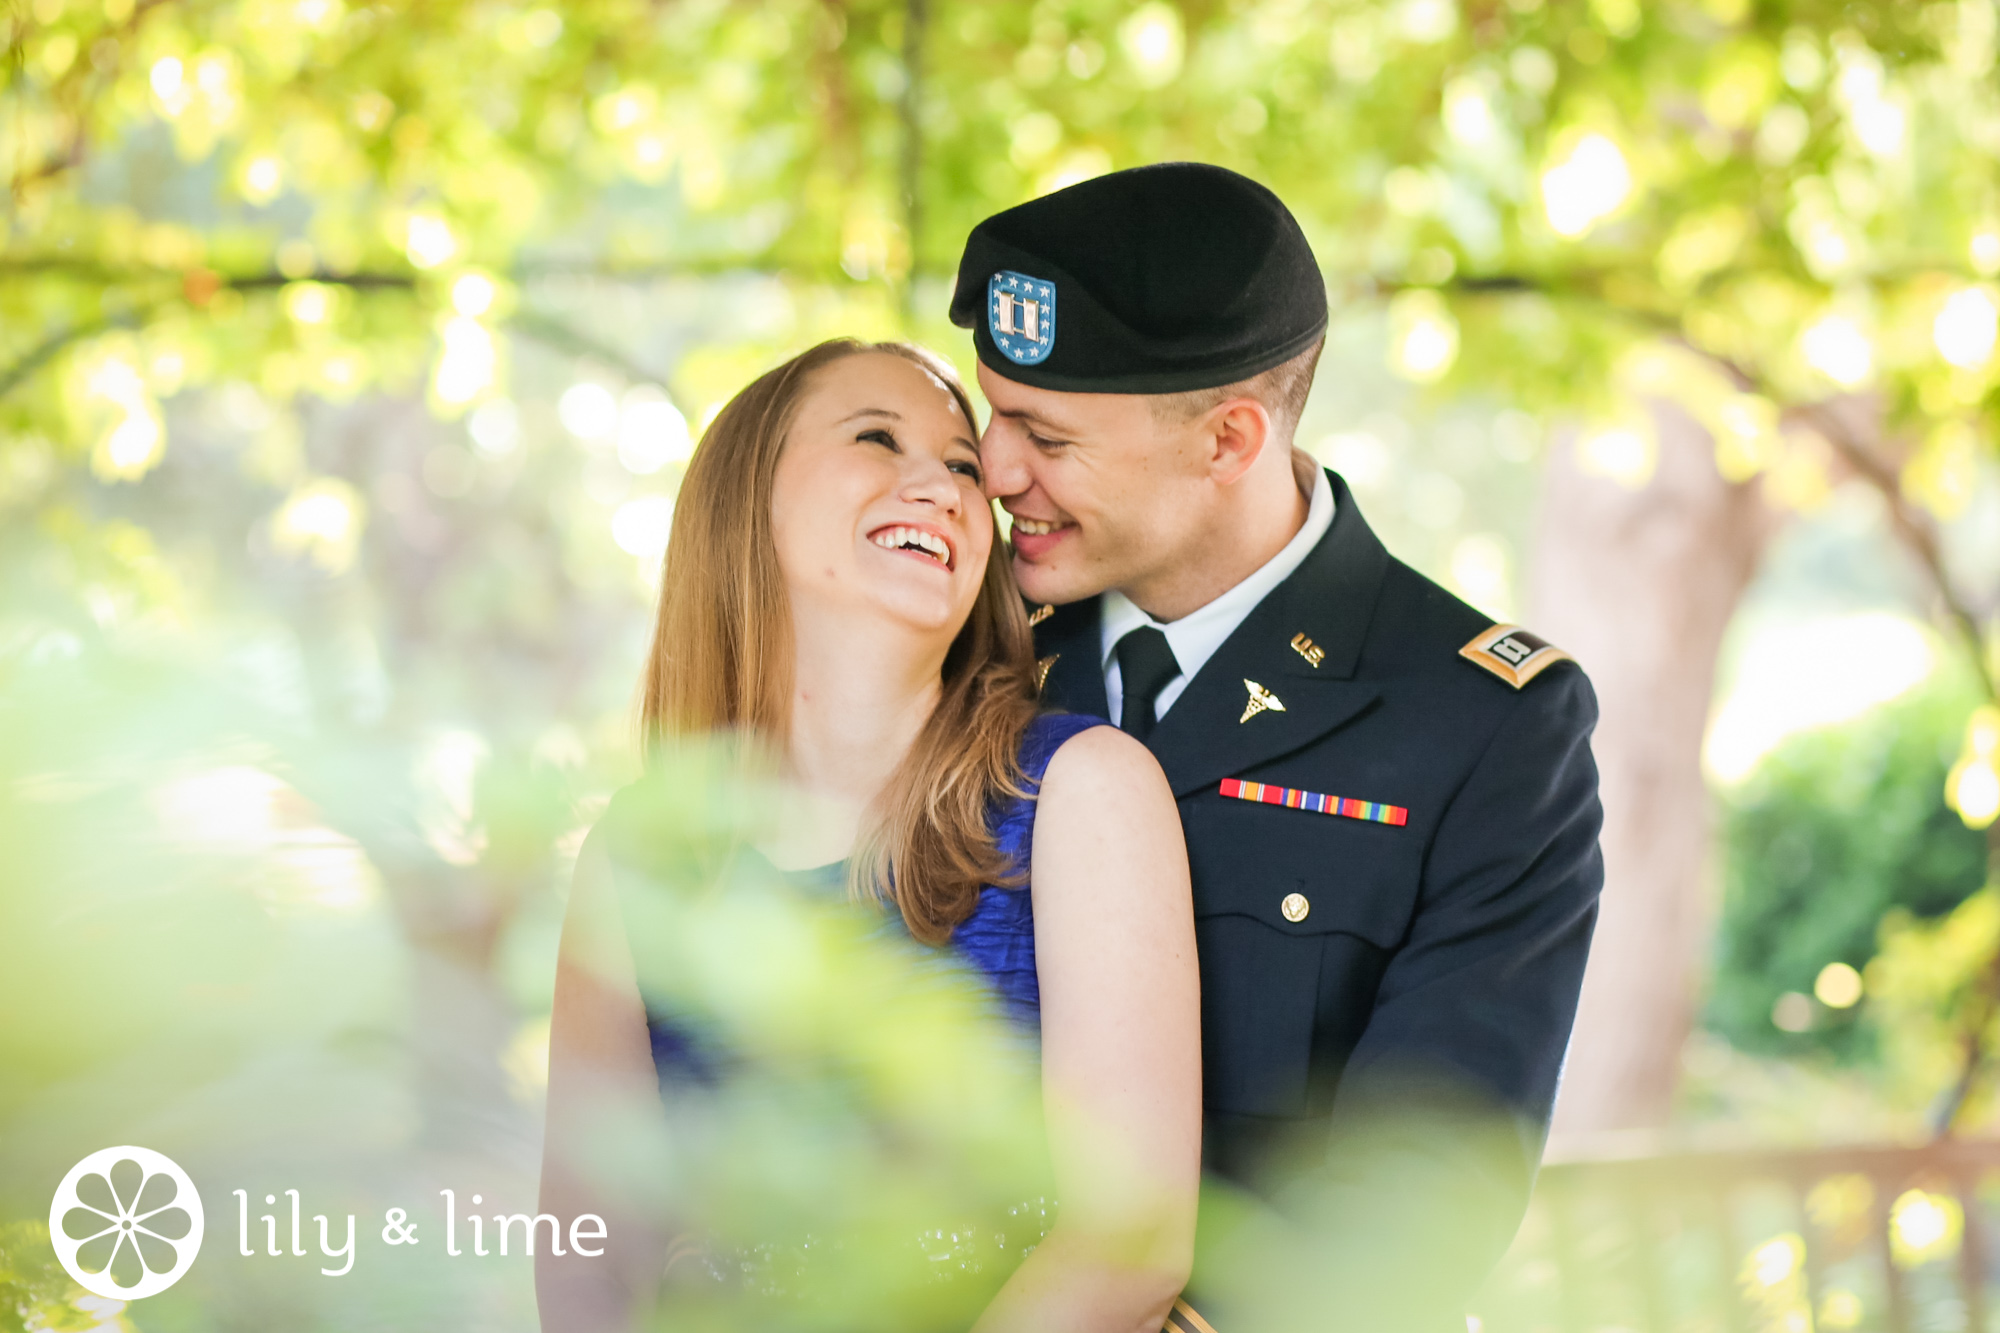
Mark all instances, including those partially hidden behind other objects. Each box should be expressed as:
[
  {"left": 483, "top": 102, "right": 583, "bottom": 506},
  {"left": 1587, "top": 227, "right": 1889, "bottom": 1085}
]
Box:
[{"left": 1532, "top": 401, "right": 1782, "bottom": 1137}]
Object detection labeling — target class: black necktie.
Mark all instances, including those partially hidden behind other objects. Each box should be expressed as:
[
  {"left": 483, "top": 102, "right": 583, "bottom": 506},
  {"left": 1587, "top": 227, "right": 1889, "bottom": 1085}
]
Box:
[{"left": 1115, "top": 626, "right": 1181, "bottom": 742}]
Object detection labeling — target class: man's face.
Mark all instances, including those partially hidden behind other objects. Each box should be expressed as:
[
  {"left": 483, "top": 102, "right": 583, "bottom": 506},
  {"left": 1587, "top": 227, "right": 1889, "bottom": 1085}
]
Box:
[{"left": 976, "top": 362, "right": 1208, "bottom": 607}]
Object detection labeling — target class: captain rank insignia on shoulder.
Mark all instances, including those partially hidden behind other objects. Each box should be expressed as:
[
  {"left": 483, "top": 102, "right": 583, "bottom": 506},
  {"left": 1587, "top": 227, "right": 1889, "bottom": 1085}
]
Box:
[
  {"left": 1164, "top": 1297, "right": 1223, "bottom": 1333},
  {"left": 1459, "top": 623, "right": 1574, "bottom": 689}
]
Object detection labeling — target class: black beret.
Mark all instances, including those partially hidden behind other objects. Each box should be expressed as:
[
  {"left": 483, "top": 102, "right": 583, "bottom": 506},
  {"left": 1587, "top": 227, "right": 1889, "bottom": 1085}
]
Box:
[{"left": 948, "top": 162, "right": 1327, "bottom": 395}]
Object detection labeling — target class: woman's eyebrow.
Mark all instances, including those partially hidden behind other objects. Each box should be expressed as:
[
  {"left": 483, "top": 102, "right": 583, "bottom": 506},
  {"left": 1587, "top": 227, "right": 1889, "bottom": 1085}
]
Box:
[{"left": 836, "top": 407, "right": 901, "bottom": 425}]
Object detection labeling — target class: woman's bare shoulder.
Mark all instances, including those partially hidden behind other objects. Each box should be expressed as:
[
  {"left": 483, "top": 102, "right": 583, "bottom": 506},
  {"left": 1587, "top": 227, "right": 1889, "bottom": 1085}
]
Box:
[
  {"left": 1033, "top": 723, "right": 1181, "bottom": 849},
  {"left": 1039, "top": 721, "right": 1170, "bottom": 794},
  {"left": 557, "top": 818, "right": 633, "bottom": 968},
  {"left": 1027, "top": 723, "right": 1193, "bottom": 984}
]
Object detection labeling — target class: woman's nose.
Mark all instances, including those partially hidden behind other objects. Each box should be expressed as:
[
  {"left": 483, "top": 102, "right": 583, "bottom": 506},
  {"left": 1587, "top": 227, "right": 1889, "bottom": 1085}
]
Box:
[{"left": 900, "top": 457, "right": 962, "bottom": 511}]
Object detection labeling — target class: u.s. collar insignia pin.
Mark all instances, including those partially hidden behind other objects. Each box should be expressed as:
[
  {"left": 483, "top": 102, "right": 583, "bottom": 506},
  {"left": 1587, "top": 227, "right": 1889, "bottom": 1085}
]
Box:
[
  {"left": 1290, "top": 633, "right": 1324, "bottom": 668},
  {"left": 988, "top": 271, "right": 1056, "bottom": 366},
  {"left": 1027, "top": 603, "right": 1054, "bottom": 628},
  {"left": 1460, "top": 623, "right": 1574, "bottom": 689},
  {"left": 1239, "top": 679, "right": 1286, "bottom": 723}
]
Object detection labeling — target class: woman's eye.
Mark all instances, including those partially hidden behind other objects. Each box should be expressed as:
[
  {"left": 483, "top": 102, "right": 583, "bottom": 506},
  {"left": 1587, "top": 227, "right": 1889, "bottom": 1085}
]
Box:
[
  {"left": 858, "top": 428, "right": 898, "bottom": 449},
  {"left": 948, "top": 460, "right": 983, "bottom": 483}
]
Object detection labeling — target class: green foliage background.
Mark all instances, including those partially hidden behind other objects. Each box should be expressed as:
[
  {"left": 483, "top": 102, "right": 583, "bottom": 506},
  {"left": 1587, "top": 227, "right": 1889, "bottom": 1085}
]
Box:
[
  {"left": 1710, "top": 673, "right": 1991, "bottom": 1062},
  {"left": 6, "top": 0, "right": 2000, "bottom": 1326}
]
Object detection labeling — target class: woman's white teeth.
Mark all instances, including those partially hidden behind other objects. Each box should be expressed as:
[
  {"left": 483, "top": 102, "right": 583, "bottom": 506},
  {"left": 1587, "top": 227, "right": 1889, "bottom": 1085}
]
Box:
[
  {"left": 872, "top": 527, "right": 951, "bottom": 566},
  {"left": 1013, "top": 517, "right": 1060, "bottom": 536}
]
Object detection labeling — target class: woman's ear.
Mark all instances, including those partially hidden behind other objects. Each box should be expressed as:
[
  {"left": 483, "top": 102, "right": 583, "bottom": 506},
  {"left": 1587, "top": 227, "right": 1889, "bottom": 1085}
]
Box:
[{"left": 1202, "top": 396, "right": 1274, "bottom": 486}]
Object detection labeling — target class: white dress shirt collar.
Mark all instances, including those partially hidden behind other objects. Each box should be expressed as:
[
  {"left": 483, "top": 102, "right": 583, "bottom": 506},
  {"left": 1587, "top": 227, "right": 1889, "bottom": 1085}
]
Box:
[{"left": 1100, "top": 455, "right": 1334, "bottom": 725}]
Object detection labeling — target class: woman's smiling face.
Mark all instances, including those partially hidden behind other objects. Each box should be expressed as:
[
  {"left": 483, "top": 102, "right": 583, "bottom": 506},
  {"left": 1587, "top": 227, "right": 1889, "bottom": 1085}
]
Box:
[{"left": 770, "top": 351, "right": 992, "bottom": 637}]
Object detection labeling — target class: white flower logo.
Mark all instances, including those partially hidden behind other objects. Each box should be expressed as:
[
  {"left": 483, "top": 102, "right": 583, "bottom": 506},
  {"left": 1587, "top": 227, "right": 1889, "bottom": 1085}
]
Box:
[{"left": 49, "top": 1146, "right": 204, "bottom": 1300}]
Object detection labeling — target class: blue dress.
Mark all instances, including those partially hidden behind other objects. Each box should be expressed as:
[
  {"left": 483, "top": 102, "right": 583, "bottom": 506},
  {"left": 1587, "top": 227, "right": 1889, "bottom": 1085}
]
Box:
[{"left": 643, "top": 711, "right": 1106, "bottom": 1089}]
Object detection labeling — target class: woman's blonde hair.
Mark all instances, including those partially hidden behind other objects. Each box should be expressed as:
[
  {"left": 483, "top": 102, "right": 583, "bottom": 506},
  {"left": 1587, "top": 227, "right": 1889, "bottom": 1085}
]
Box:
[{"left": 639, "top": 338, "right": 1041, "bottom": 944}]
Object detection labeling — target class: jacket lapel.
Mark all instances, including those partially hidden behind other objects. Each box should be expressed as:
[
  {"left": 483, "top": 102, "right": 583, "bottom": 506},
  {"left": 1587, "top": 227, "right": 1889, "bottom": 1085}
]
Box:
[
  {"left": 1146, "top": 471, "right": 1391, "bottom": 799},
  {"left": 1153, "top": 672, "right": 1382, "bottom": 799},
  {"left": 1029, "top": 596, "right": 1110, "bottom": 719}
]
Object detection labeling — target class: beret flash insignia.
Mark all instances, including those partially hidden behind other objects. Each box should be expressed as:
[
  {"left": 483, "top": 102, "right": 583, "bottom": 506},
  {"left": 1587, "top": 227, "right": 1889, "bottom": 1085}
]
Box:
[
  {"left": 988, "top": 271, "right": 1056, "bottom": 365},
  {"left": 1460, "top": 624, "right": 1573, "bottom": 688}
]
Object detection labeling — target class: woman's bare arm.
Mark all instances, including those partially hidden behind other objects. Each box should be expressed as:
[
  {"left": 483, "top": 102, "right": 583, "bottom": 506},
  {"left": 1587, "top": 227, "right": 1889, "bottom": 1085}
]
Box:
[
  {"left": 973, "top": 725, "right": 1203, "bottom": 1333},
  {"left": 536, "top": 826, "right": 670, "bottom": 1333}
]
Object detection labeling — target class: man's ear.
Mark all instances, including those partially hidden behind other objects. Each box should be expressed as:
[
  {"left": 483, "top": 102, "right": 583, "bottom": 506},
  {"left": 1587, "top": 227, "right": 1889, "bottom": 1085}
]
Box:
[{"left": 1202, "top": 397, "right": 1273, "bottom": 486}]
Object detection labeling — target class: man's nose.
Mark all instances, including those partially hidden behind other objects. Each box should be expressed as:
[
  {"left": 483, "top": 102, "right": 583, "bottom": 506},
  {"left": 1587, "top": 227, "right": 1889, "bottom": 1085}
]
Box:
[{"left": 979, "top": 426, "right": 1030, "bottom": 500}]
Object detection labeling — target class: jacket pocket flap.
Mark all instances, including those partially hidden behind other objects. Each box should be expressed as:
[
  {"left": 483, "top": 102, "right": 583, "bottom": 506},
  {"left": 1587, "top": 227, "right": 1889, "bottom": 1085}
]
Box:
[{"left": 1184, "top": 793, "right": 1422, "bottom": 950}]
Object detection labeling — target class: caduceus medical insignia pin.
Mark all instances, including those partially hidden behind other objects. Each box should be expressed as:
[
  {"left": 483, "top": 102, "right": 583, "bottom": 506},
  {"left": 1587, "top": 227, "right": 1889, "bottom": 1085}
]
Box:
[{"left": 1239, "top": 679, "right": 1286, "bottom": 724}]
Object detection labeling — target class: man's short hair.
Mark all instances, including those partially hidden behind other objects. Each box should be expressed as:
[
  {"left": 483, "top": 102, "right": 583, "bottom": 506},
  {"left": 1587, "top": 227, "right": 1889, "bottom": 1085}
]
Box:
[{"left": 1149, "top": 338, "right": 1325, "bottom": 445}]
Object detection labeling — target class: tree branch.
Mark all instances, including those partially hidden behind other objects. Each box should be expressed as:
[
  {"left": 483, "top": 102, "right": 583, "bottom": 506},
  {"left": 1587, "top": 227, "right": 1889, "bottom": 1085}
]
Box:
[
  {"left": 0, "top": 271, "right": 415, "bottom": 398},
  {"left": 5, "top": 0, "right": 179, "bottom": 200},
  {"left": 9, "top": 129, "right": 89, "bottom": 195},
  {"left": 0, "top": 271, "right": 687, "bottom": 413},
  {"left": 1420, "top": 267, "right": 1996, "bottom": 702},
  {"left": 0, "top": 309, "right": 155, "bottom": 398},
  {"left": 0, "top": 255, "right": 793, "bottom": 283},
  {"left": 1790, "top": 399, "right": 1997, "bottom": 703}
]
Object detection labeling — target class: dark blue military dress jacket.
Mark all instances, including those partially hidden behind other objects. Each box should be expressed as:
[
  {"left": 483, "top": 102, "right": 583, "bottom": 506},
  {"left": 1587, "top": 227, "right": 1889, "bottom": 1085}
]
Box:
[{"left": 1032, "top": 470, "right": 1604, "bottom": 1331}]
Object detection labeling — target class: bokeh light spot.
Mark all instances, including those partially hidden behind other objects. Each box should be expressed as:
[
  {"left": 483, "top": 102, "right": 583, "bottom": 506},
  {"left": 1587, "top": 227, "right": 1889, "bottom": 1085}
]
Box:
[
  {"left": 1542, "top": 134, "right": 1631, "bottom": 238},
  {"left": 1933, "top": 287, "right": 1997, "bottom": 369},
  {"left": 613, "top": 495, "right": 676, "bottom": 561},
  {"left": 559, "top": 382, "right": 619, "bottom": 441},
  {"left": 1814, "top": 962, "right": 1862, "bottom": 1008}
]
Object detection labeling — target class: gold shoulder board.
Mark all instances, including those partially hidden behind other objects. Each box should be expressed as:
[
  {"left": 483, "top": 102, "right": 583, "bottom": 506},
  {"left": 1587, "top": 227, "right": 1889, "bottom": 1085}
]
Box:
[{"left": 1459, "top": 624, "right": 1573, "bottom": 689}]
